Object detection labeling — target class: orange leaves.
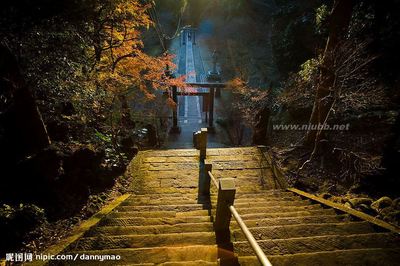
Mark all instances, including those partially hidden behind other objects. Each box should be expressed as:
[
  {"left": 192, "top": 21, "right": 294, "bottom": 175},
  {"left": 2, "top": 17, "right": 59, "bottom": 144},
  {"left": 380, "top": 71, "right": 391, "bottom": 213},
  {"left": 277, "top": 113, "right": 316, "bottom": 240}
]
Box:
[
  {"left": 226, "top": 77, "right": 271, "bottom": 127},
  {"left": 90, "top": 0, "right": 178, "bottom": 102}
]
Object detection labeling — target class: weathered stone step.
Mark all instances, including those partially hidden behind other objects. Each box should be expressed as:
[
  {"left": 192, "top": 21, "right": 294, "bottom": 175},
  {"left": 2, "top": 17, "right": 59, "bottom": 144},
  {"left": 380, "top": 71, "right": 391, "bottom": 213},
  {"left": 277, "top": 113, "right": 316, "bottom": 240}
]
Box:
[
  {"left": 239, "top": 208, "right": 336, "bottom": 220},
  {"left": 231, "top": 214, "right": 352, "bottom": 228},
  {"left": 233, "top": 191, "right": 294, "bottom": 199},
  {"left": 99, "top": 216, "right": 211, "bottom": 226},
  {"left": 137, "top": 188, "right": 198, "bottom": 195},
  {"left": 85, "top": 222, "right": 214, "bottom": 236},
  {"left": 232, "top": 221, "right": 374, "bottom": 241},
  {"left": 234, "top": 233, "right": 400, "bottom": 256},
  {"left": 143, "top": 156, "right": 198, "bottom": 163},
  {"left": 234, "top": 187, "right": 269, "bottom": 193},
  {"left": 211, "top": 194, "right": 302, "bottom": 202},
  {"left": 234, "top": 204, "right": 323, "bottom": 215},
  {"left": 116, "top": 262, "right": 218, "bottom": 266},
  {"left": 108, "top": 209, "right": 210, "bottom": 218},
  {"left": 238, "top": 248, "right": 400, "bottom": 266},
  {"left": 121, "top": 198, "right": 208, "bottom": 206},
  {"left": 64, "top": 245, "right": 218, "bottom": 264},
  {"left": 71, "top": 232, "right": 216, "bottom": 250},
  {"left": 231, "top": 196, "right": 303, "bottom": 203},
  {"left": 128, "top": 193, "right": 198, "bottom": 198},
  {"left": 206, "top": 161, "right": 264, "bottom": 170},
  {"left": 145, "top": 162, "right": 199, "bottom": 170},
  {"left": 156, "top": 261, "right": 218, "bottom": 266},
  {"left": 115, "top": 204, "right": 210, "bottom": 212},
  {"left": 232, "top": 199, "right": 313, "bottom": 208},
  {"left": 207, "top": 154, "right": 262, "bottom": 162}
]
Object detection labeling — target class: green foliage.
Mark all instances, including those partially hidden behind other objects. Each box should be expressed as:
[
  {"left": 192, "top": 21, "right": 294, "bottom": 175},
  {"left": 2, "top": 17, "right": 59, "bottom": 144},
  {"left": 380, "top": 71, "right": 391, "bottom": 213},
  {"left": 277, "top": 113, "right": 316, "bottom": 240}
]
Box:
[
  {"left": 95, "top": 130, "right": 112, "bottom": 143},
  {"left": 315, "top": 4, "right": 329, "bottom": 35},
  {"left": 298, "top": 58, "right": 320, "bottom": 82},
  {"left": 0, "top": 203, "right": 47, "bottom": 252},
  {"left": 272, "top": 0, "right": 328, "bottom": 78},
  {"left": 0, "top": 204, "right": 46, "bottom": 226}
]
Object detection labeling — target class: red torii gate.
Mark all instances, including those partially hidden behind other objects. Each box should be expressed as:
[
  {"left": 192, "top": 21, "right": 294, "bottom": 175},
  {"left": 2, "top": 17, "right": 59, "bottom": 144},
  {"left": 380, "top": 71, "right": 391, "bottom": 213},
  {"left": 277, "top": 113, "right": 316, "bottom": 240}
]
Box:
[{"left": 170, "top": 82, "right": 227, "bottom": 134}]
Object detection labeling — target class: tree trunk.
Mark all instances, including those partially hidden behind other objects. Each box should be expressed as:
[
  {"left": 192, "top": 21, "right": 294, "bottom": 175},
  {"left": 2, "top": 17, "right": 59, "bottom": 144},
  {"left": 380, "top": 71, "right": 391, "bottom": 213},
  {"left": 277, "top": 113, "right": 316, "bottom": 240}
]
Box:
[
  {"left": 253, "top": 106, "right": 270, "bottom": 145},
  {"left": 304, "top": 0, "right": 355, "bottom": 146},
  {"left": 0, "top": 43, "right": 50, "bottom": 157}
]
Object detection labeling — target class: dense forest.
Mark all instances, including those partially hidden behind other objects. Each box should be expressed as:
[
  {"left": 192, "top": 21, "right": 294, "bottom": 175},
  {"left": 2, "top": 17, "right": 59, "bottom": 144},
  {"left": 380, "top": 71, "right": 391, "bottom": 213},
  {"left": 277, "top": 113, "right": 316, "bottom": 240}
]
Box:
[{"left": 1, "top": 0, "right": 399, "bottom": 259}]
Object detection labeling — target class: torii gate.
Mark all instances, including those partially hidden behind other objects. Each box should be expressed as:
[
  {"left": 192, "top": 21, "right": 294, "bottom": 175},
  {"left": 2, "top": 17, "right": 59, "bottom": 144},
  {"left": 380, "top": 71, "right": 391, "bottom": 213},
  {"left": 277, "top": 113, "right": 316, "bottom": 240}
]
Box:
[
  {"left": 170, "top": 26, "right": 225, "bottom": 133},
  {"left": 170, "top": 82, "right": 226, "bottom": 133}
]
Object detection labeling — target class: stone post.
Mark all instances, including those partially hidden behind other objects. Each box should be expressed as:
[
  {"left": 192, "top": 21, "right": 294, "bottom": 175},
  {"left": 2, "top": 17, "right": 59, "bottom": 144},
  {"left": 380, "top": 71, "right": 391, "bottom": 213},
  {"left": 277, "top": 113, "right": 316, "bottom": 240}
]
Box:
[
  {"left": 202, "top": 162, "right": 212, "bottom": 196},
  {"left": 198, "top": 128, "right": 208, "bottom": 160},
  {"left": 215, "top": 178, "right": 236, "bottom": 231}
]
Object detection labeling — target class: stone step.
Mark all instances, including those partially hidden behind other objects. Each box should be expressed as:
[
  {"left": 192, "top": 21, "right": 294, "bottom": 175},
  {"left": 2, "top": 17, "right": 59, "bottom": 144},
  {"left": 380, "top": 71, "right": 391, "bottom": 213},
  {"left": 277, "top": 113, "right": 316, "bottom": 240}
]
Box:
[
  {"left": 119, "top": 261, "right": 218, "bottom": 266},
  {"left": 232, "top": 200, "right": 313, "bottom": 208},
  {"left": 234, "top": 187, "right": 270, "bottom": 193},
  {"left": 99, "top": 216, "right": 211, "bottom": 226},
  {"left": 108, "top": 209, "right": 210, "bottom": 218},
  {"left": 234, "top": 233, "right": 400, "bottom": 256},
  {"left": 85, "top": 222, "right": 214, "bottom": 236},
  {"left": 207, "top": 154, "right": 262, "bottom": 162},
  {"left": 121, "top": 198, "right": 208, "bottom": 206},
  {"left": 239, "top": 208, "right": 336, "bottom": 220},
  {"left": 71, "top": 232, "right": 216, "bottom": 250},
  {"left": 231, "top": 196, "right": 304, "bottom": 203},
  {"left": 63, "top": 245, "right": 218, "bottom": 265},
  {"left": 238, "top": 248, "right": 400, "bottom": 266},
  {"left": 233, "top": 204, "right": 323, "bottom": 215},
  {"left": 127, "top": 193, "right": 199, "bottom": 199},
  {"left": 232, "top": 221, "right": 374, "bottom": 241},
  {"left": 231, "top": 214, "right": 352, "bottom": 229},
  {"left": 136, "top": 188, "right": 198, "bottom": 195},
  {"left": 231, "top": 214, "right": 352, "bottom": 228},
  {"left": 157, "top": 261, "right": 218, "bottom": 266},
  {"left": 115, "top": 204, "right": 210, "bottom": 212},
  {"left": 233, "top": 191, "right": 294, "bottom": 199}
]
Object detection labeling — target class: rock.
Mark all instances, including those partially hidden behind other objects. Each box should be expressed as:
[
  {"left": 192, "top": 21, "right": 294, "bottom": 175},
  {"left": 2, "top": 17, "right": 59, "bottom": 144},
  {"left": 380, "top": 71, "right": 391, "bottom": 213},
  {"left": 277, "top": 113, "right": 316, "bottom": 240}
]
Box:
[
  {"left": 331, "top": 196, "right": 346, "bottom": 204},
  {"left": 355, "top": 204, "right": 376, "bottom": 216},
  {"left": 320, "top": 193, "right": 332, "bottom": 199},
  {"left": 387, "top": 210, "right": 400, "bottom": 223},
  {"left": 344, "top": 202, "right": 352, "bottom": 209},
  {"left": 348, "top": 197, "right": 373, "bottom": 208},
  {"left": 392, "top": 198, "right": 400, "bottom": 210},
  {"left": 379, "top": 207, "right": 400, "bottom": 224},
  {"left": 371, "top": 197, "right": 392, "bottom": 211},
  {"left": 380, "top": 206, "right": 395, "bottom": 216}
]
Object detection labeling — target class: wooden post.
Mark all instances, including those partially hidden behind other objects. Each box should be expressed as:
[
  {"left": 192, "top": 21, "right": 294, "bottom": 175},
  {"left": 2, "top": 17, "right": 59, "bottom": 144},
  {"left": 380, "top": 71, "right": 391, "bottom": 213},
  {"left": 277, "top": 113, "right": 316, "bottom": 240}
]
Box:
[
  {"left": 198, "top": 128, "right": 208, "bottom": 160},
  {"left": 215, "top": 178, "right": 236, "bottom": 231},
  {"left": 170, "top": 85, "right": 180, "bottom": 133}
]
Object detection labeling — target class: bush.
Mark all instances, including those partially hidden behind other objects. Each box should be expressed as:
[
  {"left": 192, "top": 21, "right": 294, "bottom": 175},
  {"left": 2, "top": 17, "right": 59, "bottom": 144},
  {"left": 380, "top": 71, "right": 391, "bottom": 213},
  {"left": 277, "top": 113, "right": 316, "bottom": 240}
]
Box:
[{"left": 0, "top": 203, "right": 46, "bottom": 253}]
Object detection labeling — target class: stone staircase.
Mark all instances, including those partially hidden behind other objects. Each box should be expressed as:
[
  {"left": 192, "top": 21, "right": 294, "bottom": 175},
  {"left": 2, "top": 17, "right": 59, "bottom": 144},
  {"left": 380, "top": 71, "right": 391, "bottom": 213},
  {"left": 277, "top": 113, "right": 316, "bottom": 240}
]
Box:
[
  {"left": 228, "top": 190, "right": 400, "bottom": 265},
  {"left": 56, "top": 147, "right": 400, "bottom": 265},
  {"left": 68, "top": 192, "right": 217, "bottom": 265}
]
